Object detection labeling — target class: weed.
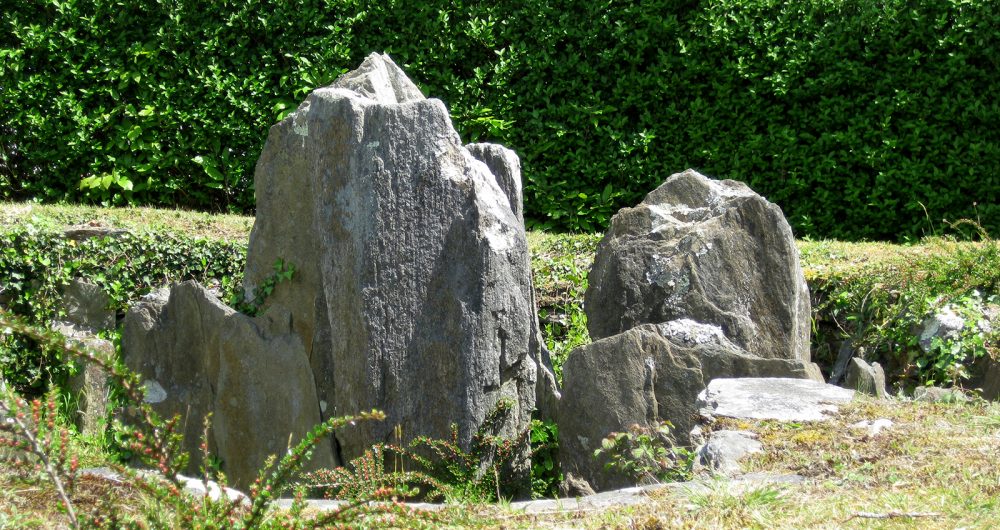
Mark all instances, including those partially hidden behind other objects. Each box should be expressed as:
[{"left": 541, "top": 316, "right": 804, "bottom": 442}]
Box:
[
  {"left": 528, "top": 419, "right": 560, "bottom": 498},
  {"left": 303, "top": 399, "right": 531, "bottom": 505},
  {"left": 230, "top": 258, "right": 295, "bottom": 316},
  {"left": 593, "top": 421, "right": 694, "bottom": 485}
]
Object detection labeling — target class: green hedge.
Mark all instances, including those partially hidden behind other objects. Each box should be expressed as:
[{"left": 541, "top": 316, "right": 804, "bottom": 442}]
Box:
[{"left": 2, "top": 0, "right": 998, "bottom": 240}]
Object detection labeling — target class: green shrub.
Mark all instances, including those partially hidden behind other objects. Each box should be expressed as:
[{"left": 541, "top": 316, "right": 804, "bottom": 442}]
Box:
[
  {"left": 4, "top": 1, "right": 998, "bottom": 240},
  {"left": 0, "top": 222, "right": 246, "bottom": 393},
  {"left": 808, "top": 234, "right": 1000, "bottom": 392}
]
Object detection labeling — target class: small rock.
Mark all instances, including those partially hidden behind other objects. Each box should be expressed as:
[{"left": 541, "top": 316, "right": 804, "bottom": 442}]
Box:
[
  {"left": 63, "top": 224, "right": 129, "bottom": 241},
  {"left": 689, "top": 425, "right": 706, "bottom": 446},
  {"left": 849, "top": 418, "right": 893, "bottom": 437},
  {"left": 62, "top": 279, "right": 115, "bottom": 332},
  {"left": 559, "top": 472, "right": 596, "bottom": 498},
  {"left": 696, "top": 430, "right": 762, "bottom": 475},
  {"left": 178, "top": 474, "right": 248, "bottom": 504},
  {"left": 51, "top": 322, "right": 113, "bottom": 437},
  {"left": 81, "top": 468, "right": 248, "bottom": 505},
  {"left": 918, "top": 307, "right": 965, "bottom": 353},
  {"left": 913, "top": 386, "right": 970, "bottom": 403},
  {"left": 843, "top": 357, "right": 888, "bottom": 399}
]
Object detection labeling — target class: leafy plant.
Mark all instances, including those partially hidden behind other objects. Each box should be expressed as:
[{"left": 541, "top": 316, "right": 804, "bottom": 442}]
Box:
[
  {"left": 530, "top": 234, "right": 599, "bottom": 379},
  {"left": 4, "top": 1, "right": 999, "bottom": 238},
  {"left": 303, "top": 398, "right": 531, "bottom": 504},
  {"left": 593, "top": 421, "right": 694, "bottom": 485},
  {"left": 230, "top": 258, "right": 295, "bottom": 316},
  {"left": 0, "top": 222, "right": 246, "bottom": 395},
  {"left": 910, "top": 291, "right": 996, "bottom": 387},
  {"left": 528, "top": 419, "right": 560, "bottom": 498}
]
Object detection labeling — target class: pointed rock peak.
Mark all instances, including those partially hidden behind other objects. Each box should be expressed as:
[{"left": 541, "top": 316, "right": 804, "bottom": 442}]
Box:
[{"left": 330, "top": 52, "right": 425, "bottom": 104}]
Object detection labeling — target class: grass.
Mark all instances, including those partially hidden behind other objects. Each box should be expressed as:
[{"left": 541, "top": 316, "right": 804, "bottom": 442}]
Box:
[
  {"left": 4, "top": 200, "right": 991, "bottom": 287},
  {"left": 2, "top": 202, "right": 1000, "bottom": 527},
  {"left": 0, "top": 202, "right": 254, "bottom": 243},
  {"left": 477, "top": 398, "right": 1000, "bottom": 529}
]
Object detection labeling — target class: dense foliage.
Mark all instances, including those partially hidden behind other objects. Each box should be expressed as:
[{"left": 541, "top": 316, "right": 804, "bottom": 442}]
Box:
[
  {"left": 0, "top": 223, "right": 246, "bottom": 393},
  {"left": 806, "top": 235, "right": 1000, "bottom": 391},
  {"left": 2, "top": 0, "right": 997, "bottom": 239}
]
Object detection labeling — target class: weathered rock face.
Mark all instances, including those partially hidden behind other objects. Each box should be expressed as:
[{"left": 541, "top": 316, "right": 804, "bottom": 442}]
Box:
[
  {"left": 558, "top": 323, "right": 813, "bottom": 491},
  {"left": 122, "top": 54, "right": 546, "bottom": 490},
  {"left": 62, "top": 279, "right": 115, "bottom": 333},
  {"left": 559, "top": 169, "right": 823, "bottom": 492},
  {"left": 243, "top": 53, "right": 541, "bottom": 474},
  {"left": 466, "top": 143, "right": 524, "bottom": 225},
  {"left": 585, "top": 169, "right": 811, "bottom": 362},
  {"left": 122, "top": 281, "right": 331, "bottom": 488},
  {"left": 52, "top": 322, "right": 112, "bottom": 437},
  {"left": 53, "top": 279, "right": 117, "bottom": 437}
]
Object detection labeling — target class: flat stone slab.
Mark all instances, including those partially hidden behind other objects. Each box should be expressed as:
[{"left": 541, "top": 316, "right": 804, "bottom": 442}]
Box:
[
  {"left": 272, "top": 473, "right": 806, "bottom": 515},
  {"left": 698, "top": 377, "right": 855, "bottom": 422}
]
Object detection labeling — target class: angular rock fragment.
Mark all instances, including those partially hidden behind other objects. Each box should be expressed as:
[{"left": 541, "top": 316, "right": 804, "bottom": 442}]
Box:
[
  {"left": 696, "top": 430, "right": 762, "bottom": 475},
  {"left": 843, "top": 357, "right": 888, "bottom": 398},
  {"left": 122, "top": 281, "right": 331, "bottom": 488}
]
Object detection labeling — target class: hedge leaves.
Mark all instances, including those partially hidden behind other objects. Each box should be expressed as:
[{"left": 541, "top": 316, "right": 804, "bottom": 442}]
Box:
[{"left": 2, "top": 0, "right": 997, "bottom": 240}]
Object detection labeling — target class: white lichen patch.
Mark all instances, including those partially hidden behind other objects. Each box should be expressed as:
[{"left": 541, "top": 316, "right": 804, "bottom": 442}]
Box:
[
  {"left": 646, "top": 203, "right": 709, "bottom": 232},
  {"left": 659, "top": 319, "right": 729, "bottom": 346},
  {"left": 291, "top": 100, "right": 311, "bottom": 138},
  {"left": 142, "top": 380, "right": 167, "bottom": 404}
]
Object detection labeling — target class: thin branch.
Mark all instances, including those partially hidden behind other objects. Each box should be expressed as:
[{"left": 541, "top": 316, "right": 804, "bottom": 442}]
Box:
[
  {"left": 0, "top": 399, "right": 78, "bottom": 528},
  {"left": 844, "top": 511, "right": 941, "bottom": 522}
]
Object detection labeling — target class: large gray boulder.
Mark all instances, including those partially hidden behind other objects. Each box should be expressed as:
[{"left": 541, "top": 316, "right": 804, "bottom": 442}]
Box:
[
  {"left": 585, "top": 169, "right": 812, "bottom": 363},
  {"left": 122, "top": 281, "right": 331, "bottom": 489},
  {"left": 558, "top": 322, "right": 813, "bottom": 492},
  {"left": 243, "top": 53, "right": 544, "bottom": 479}
]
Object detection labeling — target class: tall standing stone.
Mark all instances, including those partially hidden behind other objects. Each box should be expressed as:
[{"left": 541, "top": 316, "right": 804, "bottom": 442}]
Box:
[{"left": 244, "top": 53, "right": 542, "bottom": 477}]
